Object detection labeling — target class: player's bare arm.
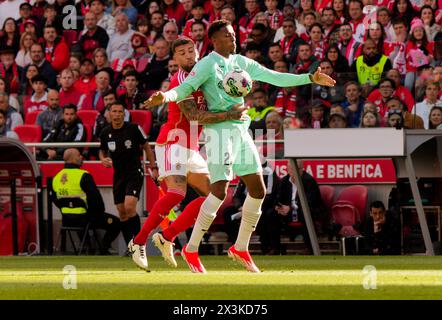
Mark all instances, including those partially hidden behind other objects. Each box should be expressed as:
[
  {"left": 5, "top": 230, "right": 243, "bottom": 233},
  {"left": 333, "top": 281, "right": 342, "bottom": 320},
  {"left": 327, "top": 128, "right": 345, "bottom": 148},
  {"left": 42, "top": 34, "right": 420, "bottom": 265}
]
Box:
[{"left": 178, "top": 99, "right": 249, "bottom": 124}]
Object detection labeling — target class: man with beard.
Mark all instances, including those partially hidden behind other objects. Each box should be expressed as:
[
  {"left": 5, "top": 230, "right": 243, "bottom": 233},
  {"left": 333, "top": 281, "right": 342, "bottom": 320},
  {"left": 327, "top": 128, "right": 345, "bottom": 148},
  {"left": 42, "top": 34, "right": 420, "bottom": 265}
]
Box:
[{"left": 351, "top": 39, "right": 392, "bottom": 95}]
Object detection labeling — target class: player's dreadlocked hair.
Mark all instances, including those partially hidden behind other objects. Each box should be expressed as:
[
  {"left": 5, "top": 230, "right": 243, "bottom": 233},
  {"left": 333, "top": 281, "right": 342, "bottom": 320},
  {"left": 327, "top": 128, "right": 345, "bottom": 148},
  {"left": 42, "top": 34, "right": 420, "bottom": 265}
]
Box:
[
  {"left": 171, "top": 37, "right": 195, "bottom": 54},
  {"left": 208, "top": 19, "right": 231, "bottom": 39}
]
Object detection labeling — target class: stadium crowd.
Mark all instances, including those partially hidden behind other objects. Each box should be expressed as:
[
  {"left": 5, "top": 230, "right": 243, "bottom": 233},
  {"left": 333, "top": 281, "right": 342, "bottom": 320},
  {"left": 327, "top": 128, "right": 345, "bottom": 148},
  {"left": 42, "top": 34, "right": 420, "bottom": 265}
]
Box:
[{"left": 1, "top": 0, "right": 442, "bottom": 144}]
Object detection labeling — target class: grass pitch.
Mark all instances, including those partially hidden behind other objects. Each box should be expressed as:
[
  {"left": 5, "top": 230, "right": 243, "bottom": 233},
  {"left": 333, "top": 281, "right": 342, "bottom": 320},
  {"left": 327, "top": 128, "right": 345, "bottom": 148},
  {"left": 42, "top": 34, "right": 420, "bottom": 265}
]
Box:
[{"left": 1, "top": 255, "right": 442, "bottom": 300}]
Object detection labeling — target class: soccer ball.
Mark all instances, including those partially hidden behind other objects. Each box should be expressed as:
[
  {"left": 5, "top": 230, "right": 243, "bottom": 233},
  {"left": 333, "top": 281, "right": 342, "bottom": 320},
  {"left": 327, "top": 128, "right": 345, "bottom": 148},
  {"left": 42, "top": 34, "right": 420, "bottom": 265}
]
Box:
[{"left": 222, "top": 69, "right": 252, "bottom": 97}]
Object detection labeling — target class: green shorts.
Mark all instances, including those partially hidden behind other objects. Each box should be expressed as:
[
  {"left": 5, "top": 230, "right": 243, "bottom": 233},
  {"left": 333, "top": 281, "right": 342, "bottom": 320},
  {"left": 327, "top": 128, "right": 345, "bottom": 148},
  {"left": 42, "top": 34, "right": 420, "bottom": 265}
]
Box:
[{"left": 203, "top": 119, "right": 262, "bottom": 183}]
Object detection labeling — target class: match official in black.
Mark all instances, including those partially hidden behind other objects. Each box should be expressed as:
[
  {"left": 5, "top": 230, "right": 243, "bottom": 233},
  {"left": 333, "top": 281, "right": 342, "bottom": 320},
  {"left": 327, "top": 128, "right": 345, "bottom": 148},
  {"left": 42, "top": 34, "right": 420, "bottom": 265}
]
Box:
[{"left": 99, "top": 102, "right": 158, "bottom": 245}]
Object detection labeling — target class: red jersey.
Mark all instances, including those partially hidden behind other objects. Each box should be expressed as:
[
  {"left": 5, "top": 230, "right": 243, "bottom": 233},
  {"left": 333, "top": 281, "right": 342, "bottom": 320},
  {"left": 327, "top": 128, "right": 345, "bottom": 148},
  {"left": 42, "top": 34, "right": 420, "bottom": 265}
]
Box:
[{"left": 156, "top": 68, "right": 207, "bottom": 150}]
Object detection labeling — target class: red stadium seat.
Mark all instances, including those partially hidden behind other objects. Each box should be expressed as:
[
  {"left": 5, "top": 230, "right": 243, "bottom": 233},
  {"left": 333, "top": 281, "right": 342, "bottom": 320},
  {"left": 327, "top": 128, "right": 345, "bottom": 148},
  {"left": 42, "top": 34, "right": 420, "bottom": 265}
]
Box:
[
  {"left": 13, "top": 125, "right": 42, "bottom": 142},
  {"left": 83, "top": 124, "right": 93, "bottom": 142},
  {"left": 331, "top": 201, "right": 361, "bottom": 237},
  {"left": 129, "top": 110, "right": 152, "bottom": 136},
  {"left": 25, "top": 111, "right": 42, "bottom": 125},
  {"left": 77, "top": 110, "right": 99, "bottom": 127}
]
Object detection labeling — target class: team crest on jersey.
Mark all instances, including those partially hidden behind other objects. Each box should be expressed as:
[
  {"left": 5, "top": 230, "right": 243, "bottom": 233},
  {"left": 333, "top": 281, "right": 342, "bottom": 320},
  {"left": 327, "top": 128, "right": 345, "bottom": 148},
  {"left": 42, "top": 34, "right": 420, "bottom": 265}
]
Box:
[
  {"left": 125, "top": 140, "right": 132, "bottom": 149},
  {"left": 176, "top": 163, "right": 181, "bottom": 170},
  {"left": 108, "top": 141, "right": 116, "bottom": 151}
]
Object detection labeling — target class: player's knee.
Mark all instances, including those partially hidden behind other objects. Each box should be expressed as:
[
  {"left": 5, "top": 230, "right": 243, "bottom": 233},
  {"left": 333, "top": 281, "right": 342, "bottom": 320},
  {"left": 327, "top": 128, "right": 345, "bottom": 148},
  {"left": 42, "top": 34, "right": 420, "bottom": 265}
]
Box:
[{"left": 249, "top": 186, "right": 266, "bottom": 199}]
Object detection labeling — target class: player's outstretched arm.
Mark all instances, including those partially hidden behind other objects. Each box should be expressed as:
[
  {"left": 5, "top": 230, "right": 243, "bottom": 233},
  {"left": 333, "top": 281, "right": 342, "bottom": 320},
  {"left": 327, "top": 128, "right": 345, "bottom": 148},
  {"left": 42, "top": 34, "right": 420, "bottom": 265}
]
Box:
[
  {"left": 178, "top": 99, "right": 249, "bottom": 124},
  {"left": 310, "top": 67, "right": 336, "bottom": 87}
]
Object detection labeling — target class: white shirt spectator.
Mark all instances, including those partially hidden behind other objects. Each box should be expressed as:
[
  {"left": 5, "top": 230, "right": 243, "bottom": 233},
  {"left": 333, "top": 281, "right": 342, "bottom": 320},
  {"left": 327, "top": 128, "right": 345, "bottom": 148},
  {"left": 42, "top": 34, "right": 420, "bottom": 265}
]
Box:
[{"left": 106, "top": 29, "right": 134, "bottom": 64}]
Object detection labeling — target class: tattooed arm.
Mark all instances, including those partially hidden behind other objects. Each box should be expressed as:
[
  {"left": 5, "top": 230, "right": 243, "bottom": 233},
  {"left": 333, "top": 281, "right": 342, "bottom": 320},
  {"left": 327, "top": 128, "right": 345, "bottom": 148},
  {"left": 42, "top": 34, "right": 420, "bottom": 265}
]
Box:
[{"left": 178, "top": 98, "right": 248, "bottom": 124}]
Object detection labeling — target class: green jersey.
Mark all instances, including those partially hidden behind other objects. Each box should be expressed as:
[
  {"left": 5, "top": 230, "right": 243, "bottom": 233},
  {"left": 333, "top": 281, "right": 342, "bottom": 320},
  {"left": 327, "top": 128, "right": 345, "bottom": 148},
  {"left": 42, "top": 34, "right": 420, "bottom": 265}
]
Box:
[{"left": 164, "top": 52, "right": 312, "bottom": 113}]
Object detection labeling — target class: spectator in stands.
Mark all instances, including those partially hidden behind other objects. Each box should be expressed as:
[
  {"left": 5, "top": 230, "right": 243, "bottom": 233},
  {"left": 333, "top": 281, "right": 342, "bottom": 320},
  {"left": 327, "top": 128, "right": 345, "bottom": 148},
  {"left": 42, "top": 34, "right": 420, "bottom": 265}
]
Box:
[
  {"left": 41, "top": 4, "right": 63, "bottom": 31},
  {"left": 302, "top": 99, "right": 328, "bottom": 128},
  {"left": 328, "top": 112, "right": 348, "bottom": 128},
  {"left": 0, "top": 47, "right": 20, "bottom": 95},
  {"left": 90, "top": 0, "right": 116, "bottom": 37},
  {"left": 377, "top": 7, "right": 395, "bottom": 42},
  {"left": 93, "top": 90, "right": 129, "bottom": 141},
  {"left": 308, "top": 23, "right": 328, "bottom": 61},
  {"left": 93, "top": 48, "right": 114, "bottom": 80},
  {"left": 40, "top": 103, "right": 87, "bottom": 160},
  {"left": 347, "top": 0, "right": 365, "bottom": 43},
  {"left": 337, "top": 22, "right": 361, "bottom": 67},
  {"left": 16, "top": 2, "right": 39, "bottom": 31},
  {"left": 387, "top": 109, "right": 404, "bottom": 129},
  {"left": 321, "top": 7, "right": 340, "bottom": 43},
  {"left": 69, "top": 54, "right": 82, "bottom": 72},
  {"left": 0, "top": 18, "right": 20, "bottom": 54},
  {"left": 117, "top": 71, "right": 147, "bottom": 110},
  {"left": 360, "top": 110, "right": 382, "bottom": 128},
  {"left": 365, "top": 21, "right": 392, "bottom": 57},
  {"left": 74, "top": 58, "right": 97, "bottom": 95},
  {"left": 176, "top": 0, "right": 193, "bottom": 31},
  {"left": 248, "top": 88, "right": 275, "bottom": 138},
  {"left": 362, "top": 200, "right": 401, "bottom": 255},
  {"left": 0, "top": 92, "right": 23, "bottom": 131},
  {"left": 167, "top": 59, "right": 179, "bottom": 77},
  {"left": 351, "top": 39, "right": 392, "bottom": 96},
  {"left": 239, "top": 0, "right": 261, "bottom": 34},
  {"left": 162, "top": 21, "right": 179, "bottom": 46},
  {"left": 273, "top": 159, "right": 325, "bottom": 254},
  {"left": 264, "top": 0, "right": 283, "bottom": 31},
  {"left": 24, "top": 74, "right": 49, "bottom": 116},
  {"left": 15, "top": 32, "right": 37, "bottom": 69},
  {"left": 191, "top": 21, "right": 212, "bottom": 58},
  {"left": 271, "top": 84, "right": 300, "bottom": 119},
  {"left": 149, "top": 10, "right": 166, "bottom": 38},
  {"left": 37, "top": 89, "right": 62, "bottom": 139},
  {"left": 106, "top": 13, "right": 134, "bottom": 64},
  {"left": 413, "top": 80, "right": 442, "bottom": 128},
  {"left": 130, "top": 32, "right": 151, "bottom": 73},
  {"left": 429, "top": 106, "right": 442, "bottom": 129},
  {"left": 405, "top": 18, "right": 434, "bottom": 92},
  {"left": 25, "top": 43, "right": 57, "bottom": 88},
  {"left": 420, "top": 5, "right": 441, "bottom": 41},
  {"left": 392, "top": 0, "right": 416, "bottom": 27},
  {"left": 141, "top": 37, "right": 170, "bottom": 93},
  {"left": 386, "top": 68, "right": 415, "bottom": 112},
  {"left": 182, "top": 1, "right": 208, "bottom": 38},
  {"left": 0, "top": 109, "right": 18, "bottom": 139},
  {"left": 280, "top": 18, "right": 305, "bottom": 67},
  {"left": 325, "top": 43, "right": 350, "bottom": 74},
  {"left": 386, "top": 96, "right": 424, "bottom": 129},
  {"left": 367, "top": 78, "right": 396, "bottom": 119},
  {"left": 42, "top": 24, "right": 70, "bottom": 73},
  {"left": 246, "top": 23, "right": 272, "bottom": 57},
  {"left": 82, "top": 70, "right": 112, "bottom": 112},
  {"left": 59, "top": 68, "right": 86, "bottom": 108},
  {"left": 264, "top": 111, "right": 284, "bottom": 157},
  {"left": 20, "top": 63, "right": 39, "bottom": 97},
  {"left": 267, "top": 42, "right": 284, "bottom": 67},
  {"left": 0, "top": 76, "right": 19, "bottom": 112},
  {"left": 291, "top": 43, "right": 319, "bottom": 75},
  {"left": 161, "top": 0, "right": 186, "bottom": 24},
  {"left": 108, "top": 0, "right": 137, "bottom": 26},
  {"left": 75, "top": 12, "right": 110, "bottom": 60}
]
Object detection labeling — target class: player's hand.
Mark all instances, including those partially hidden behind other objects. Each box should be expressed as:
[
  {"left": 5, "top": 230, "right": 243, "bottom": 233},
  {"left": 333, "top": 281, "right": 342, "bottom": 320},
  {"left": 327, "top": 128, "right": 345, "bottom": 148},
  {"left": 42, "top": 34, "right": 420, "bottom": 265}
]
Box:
[
  {"left": 101, "top": 157, "right": 113, "bottom": 168},
  {"left": 311, "top": 67, "right": 336, "bottom": 87},
  {"left": 143, "top": 91, "right": 166, "bottom": 108},
  {"left": 227, "top": 103, "right": 249, "bottom": 121}
]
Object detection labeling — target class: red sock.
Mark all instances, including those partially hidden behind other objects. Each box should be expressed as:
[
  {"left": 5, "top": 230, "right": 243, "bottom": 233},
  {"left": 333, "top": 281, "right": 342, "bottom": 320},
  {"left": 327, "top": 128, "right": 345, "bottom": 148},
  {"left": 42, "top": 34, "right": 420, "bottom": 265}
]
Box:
[
  {"left": 163, "top": 197, "right": 205, "bottom": 242},
  {"left": 134, "top": 189, "right": 185, "bottom": 245}
]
